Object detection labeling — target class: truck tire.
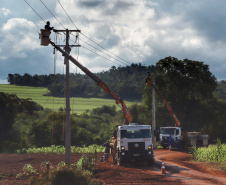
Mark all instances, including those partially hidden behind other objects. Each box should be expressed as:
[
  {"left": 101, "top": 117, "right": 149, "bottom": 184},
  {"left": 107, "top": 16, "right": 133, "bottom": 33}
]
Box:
[{"left": 147, "top": 159, "right": 155, "bottom": 165}]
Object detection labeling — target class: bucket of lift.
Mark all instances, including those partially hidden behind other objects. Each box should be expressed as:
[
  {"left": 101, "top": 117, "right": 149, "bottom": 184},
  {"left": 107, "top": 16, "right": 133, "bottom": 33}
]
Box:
[{"left": 40, "top": 29, "right": 51, "bottom": 46}]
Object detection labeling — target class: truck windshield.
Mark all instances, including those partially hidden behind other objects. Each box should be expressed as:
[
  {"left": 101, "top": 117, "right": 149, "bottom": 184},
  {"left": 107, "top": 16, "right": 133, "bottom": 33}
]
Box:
[
  {"left": 160, "top": 128, "right": 175, "bottom": 135},
  {"left": 121, "top": 129, "right": 151, "bottom": 139}
]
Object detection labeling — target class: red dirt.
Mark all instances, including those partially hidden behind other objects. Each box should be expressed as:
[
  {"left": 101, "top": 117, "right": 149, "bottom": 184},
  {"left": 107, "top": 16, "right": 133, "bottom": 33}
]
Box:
[{"left": 0, "top": 149, "right": 225, "bottom": 185}]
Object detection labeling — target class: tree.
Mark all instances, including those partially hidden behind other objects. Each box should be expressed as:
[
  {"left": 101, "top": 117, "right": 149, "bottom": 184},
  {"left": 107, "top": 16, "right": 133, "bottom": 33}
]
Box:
[
  {"left": 155, "top": 57, "right": 217, "bottom": 102},
  {"left": 0, "top": 92, "right": 43, "bottom": 151},
  {"left": 143, "top": 56, "right": 218, "bottom": 132}
]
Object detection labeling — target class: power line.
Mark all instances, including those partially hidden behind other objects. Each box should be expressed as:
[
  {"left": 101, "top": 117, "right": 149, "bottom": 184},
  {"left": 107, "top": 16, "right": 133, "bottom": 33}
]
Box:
[
  {"left": 56, "top": 1, "right": 150, "bottom": 73},
  {"left": 25, "top": 0, "right": 151, "bottom": 73},
  {"left": 39, "top": 0, "right": 126, "bottom": 68},
  {"left": 57, "top": 0, "right": 132, "bottom": 67},
  {"left": 39, "top": 0, "right": 65, "bottom": 29},
  {"left": 81, "top": 45, "right": 123, "bottom": 67},
  {"left": 57, "top": 0, "right": 78, "bottom": 30},
  {"left": 24, "top": 0, "right": 46, "bottom": 23}
]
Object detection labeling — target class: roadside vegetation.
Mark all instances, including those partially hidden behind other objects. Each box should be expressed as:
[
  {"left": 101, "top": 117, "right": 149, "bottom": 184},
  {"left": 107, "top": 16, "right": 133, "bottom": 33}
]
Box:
[
  {"left": 15, "top": 152, "right": 104, "bottom": 185},
  {"left": 17, "top": 145, "right": 105, "bottom": 154},
  {"left": 191, "top": 139, "right": 226, "bottom": 170}
]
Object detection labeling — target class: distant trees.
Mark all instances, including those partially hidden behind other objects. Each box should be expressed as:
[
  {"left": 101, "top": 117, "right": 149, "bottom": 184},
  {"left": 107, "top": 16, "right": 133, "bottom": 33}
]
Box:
[
  {"left": 8, "top": 63, "right": 155, "bottom": 101},
  {"left": 215, "top": 80, "right": 226, "bottom": 100}
]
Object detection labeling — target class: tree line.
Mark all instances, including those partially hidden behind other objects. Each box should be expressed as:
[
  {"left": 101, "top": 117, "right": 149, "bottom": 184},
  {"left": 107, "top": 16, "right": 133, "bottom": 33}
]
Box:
[{"left": 7, "top": 64, "right": 156, "bottom": 101}]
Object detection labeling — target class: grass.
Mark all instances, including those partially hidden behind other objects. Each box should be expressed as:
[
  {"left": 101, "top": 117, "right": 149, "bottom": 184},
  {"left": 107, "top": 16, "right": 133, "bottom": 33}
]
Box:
[{"left": 0, "top": 84, "right": 133, "bottom": 115}]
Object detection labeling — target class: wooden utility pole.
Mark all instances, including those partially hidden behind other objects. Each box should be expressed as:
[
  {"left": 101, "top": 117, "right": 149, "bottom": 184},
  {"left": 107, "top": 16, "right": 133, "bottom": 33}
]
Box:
[{"left": 152, "top": 75, "right": 156, "bottom": 148}]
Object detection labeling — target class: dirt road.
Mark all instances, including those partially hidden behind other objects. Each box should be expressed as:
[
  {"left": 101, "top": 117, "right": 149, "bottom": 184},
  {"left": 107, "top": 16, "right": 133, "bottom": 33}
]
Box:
[{"left": 0, "top": 149, "right": 225, "bottom": 184}]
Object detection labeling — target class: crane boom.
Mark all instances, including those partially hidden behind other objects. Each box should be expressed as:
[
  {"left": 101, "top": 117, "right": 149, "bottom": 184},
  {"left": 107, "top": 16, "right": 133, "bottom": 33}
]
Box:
[
  {"left": 145, "top": 75, "right": 181, "bottom": 127},
  {"left": 50, "top": 41, "right": 132, "bottom": 124}
]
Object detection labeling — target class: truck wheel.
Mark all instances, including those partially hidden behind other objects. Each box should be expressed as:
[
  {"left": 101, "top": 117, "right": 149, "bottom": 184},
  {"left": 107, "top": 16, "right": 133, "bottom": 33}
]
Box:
[{"left": 147, "top": 159, "right": 155, "bottom": 165}]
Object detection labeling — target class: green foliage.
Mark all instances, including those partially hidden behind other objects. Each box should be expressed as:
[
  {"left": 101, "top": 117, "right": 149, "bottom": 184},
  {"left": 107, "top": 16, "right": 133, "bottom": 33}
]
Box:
[
  {"left": 16, "top": 163, "right": 38, "bottom": 179},
  {"left": 142, "top": 56, "right": 226, "bottom": 142},
  {"left": 92, "top": 105, "right": 116, "bottom": 116},
  {"left": 17, "top": 145, "right": 105, "bottom": 154},
  {"left": 0, "top": 92, "right": 43, "bottom": 152},
  {"left": 8, "top": 64, "right": 155, "bottom": 101},
  {"left": 215, "top": 80, "right": 226, "bottom": 100},
  {"left": 29, "top": 158, "right": 104, "bottom": 185},
  {"left": 191, "top": 139, "right": 226, "bottom": 170}
]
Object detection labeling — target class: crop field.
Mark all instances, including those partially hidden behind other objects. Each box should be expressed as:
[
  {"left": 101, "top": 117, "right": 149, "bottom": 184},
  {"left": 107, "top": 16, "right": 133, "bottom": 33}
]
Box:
[{"left": 0, "top": 84, "right": 133, "bottom": 115}]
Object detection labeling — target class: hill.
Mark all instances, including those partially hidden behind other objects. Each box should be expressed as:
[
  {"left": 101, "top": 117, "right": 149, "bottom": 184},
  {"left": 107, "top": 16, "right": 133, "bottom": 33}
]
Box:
[{"left": 0, "top": 84, "right": 134, "bottom": 115}]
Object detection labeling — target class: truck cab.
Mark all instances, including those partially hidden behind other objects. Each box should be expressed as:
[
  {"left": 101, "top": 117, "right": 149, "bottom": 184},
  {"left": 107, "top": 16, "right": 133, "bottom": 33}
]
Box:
[
  {"left": 159, "top": 127, "right": 209, "bottom": 149},
  {"left": 112, "top": 123, "right": 155, "bottom": 166},
  {"left": 159, "top": 127, "right": 181, "bottom": 149}
]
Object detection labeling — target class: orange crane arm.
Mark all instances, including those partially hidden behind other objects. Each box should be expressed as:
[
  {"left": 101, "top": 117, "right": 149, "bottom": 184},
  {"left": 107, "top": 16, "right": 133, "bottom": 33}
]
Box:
[
  {"left": 145, "top": 76, "right": 181, "bottom": 127},
  {"left": 50, "top": 41, "right": 132, "bottom": 124}
]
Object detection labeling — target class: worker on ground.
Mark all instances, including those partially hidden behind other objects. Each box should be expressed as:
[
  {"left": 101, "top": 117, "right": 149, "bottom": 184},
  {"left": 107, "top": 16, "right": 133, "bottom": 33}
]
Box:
[
  {"left": 168, "top": 135, "right": 174, "bottom": 150},
  {"left": 103, "top": 140, "right": 110, "bottom": 162}
]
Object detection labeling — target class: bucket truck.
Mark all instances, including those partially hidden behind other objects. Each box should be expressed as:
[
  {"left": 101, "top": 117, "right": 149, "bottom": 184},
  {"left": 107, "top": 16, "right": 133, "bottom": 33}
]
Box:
[{"left": 145, "top": 75, "right": 209, "bottom": 150}]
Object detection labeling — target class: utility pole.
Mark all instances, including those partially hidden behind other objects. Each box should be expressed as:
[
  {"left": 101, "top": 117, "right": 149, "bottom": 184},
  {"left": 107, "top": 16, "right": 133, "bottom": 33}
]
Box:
[
  {"left": 51, "top": 29, "right": 80, "bottom": 165},
  {"left": 152, "top": 75, "right": 156, "bottom": 148},
  {"left": 64, "top": 29, "right": 71, "bottom": 164},
  {"left": 40, "top": 26, "right": 80, "bottom": 164}
]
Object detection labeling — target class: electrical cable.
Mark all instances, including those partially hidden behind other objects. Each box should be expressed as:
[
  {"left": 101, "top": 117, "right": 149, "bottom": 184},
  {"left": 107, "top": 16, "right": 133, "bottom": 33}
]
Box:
[
  {"left": 25, "top": 0, "right": 151, "bottom": 73},
  {"left": 81, "top": 45, "right": 122, "bottom": 67},
  {"left": 39, "top": 0, "right": 66, "bottom": 29},
  {"left": 57, "top": 0, "right": 130, "bottom": 67},
  {"left": 24, "top": 0, "right": 46, "bottom": 23},
  {"left": 56, "top": 0, "right": 148, "bottom": 72},
  {"left": 40, "top": 0, "right": 123, "bottom": 67}
]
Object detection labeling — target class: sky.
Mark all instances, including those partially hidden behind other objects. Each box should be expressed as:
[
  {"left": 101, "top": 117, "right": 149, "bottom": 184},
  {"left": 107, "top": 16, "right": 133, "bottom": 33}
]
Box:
[{"left": 1, "top": 0, "right": 226, "bottom": 84}]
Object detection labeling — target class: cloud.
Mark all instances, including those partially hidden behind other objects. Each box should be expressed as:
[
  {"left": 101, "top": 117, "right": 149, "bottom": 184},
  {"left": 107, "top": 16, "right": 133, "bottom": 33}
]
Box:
[
  {"left": 0, "top": 8, "right": 11, "bottom": 16},
  {"left": 1, "top": 0, "right": 226, "bottom": 82},
  {"left": 0, "top": 18, "right": 41, "bottom": 59}
]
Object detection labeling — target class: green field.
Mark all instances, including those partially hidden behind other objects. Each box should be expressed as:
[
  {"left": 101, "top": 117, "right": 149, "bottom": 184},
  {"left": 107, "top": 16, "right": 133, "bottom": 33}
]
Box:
[{"left": 0, "top": 84, "right": 133, "bottom": 115}]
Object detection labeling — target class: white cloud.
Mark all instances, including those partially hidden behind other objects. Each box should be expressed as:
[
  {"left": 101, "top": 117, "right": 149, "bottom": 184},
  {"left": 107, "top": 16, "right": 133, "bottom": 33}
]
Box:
[
  {"left": 0, "top": 0, "right": 226, "bottom": 80},
  {"left": 0, "top": 18, "right": 41, "bottom": 59},
  {"left": 0, "top": 8, "right": 11, "bottom": 16}
]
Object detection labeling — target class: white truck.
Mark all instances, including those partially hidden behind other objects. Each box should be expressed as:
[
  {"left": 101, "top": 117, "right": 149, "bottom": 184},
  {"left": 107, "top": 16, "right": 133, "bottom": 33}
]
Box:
[
  {"left": 145, "top": 75, "right": 209, "bottom": 150},
  {"left": 159, "top": 127, "right": 209, "bottom": 150},
  {"left": 111, "top": 123, "right": 155, "bottom": 166}
]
